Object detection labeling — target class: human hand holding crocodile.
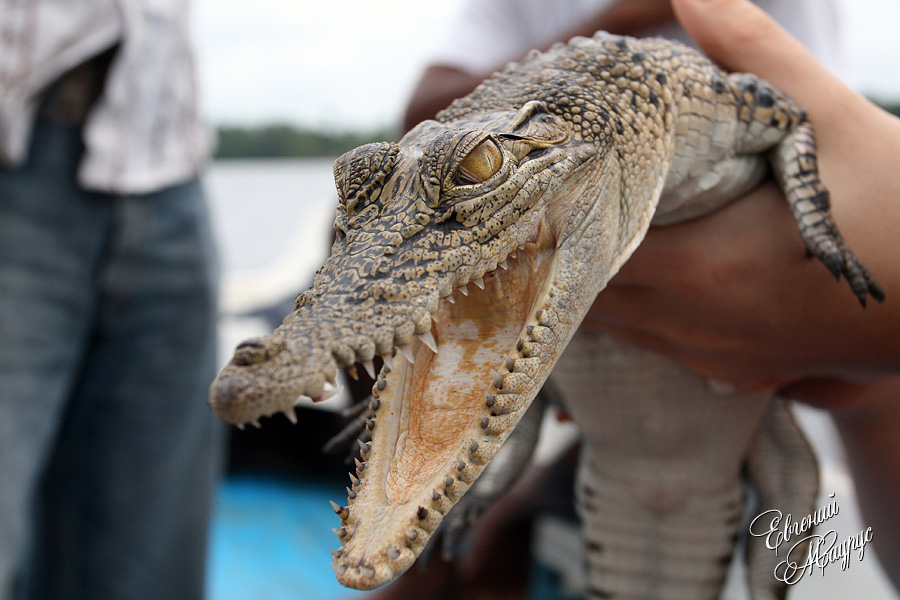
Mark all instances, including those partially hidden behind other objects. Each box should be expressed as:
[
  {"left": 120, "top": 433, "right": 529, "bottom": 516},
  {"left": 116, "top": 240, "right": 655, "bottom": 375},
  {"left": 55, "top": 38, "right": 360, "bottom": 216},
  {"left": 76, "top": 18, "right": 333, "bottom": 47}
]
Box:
[{"left": 585, "top": 0, "right": 900, "bottom": 400}]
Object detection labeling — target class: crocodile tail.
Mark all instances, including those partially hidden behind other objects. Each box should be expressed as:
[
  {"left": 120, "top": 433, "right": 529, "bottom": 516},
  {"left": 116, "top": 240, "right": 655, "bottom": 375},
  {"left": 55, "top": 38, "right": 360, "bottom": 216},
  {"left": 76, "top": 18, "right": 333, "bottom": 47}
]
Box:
[
  {"left": 576, "top": 446, "right": 744, "bottom": 600},
  {"left": 744, "top": 398, "right": 819, "bottom": 600}
]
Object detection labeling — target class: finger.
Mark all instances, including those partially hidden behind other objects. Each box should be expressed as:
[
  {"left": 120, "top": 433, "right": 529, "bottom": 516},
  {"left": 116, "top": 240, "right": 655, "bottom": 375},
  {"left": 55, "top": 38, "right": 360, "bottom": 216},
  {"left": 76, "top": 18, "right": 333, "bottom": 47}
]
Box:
[{"left": 670, "top": 0, "right": 848, "bottom": 116}]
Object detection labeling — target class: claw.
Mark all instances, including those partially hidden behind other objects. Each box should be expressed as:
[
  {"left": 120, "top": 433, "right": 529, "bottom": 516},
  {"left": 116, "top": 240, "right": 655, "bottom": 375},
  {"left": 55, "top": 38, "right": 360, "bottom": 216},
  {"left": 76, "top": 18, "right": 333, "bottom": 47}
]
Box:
[{"left": 322, "top": 411, "right": 369, "bottom": 454}]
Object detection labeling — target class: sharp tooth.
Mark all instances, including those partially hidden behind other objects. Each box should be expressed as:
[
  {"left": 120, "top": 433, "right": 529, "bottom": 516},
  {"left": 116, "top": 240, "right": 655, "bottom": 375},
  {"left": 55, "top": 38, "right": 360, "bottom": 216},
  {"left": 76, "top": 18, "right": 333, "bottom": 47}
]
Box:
[
  {"left": 359, "top": 566, "right": 375, "bottom": 578},
  {"left": 418, "top": 330, "right": 438, "bottom": 354},
  {"left": 388, "top": 548, "right": 401, "bottom": 560},
  {"left": 362, "top": 360, "right": 376, "bottom": 379},
  {"left": 236, "top": 423, "right": 246, "bottom": 431},
  {"left": 519, "top": 244, "right": 526, "bottom": 251},
  {"left": 250, "top": 420, "right": 262, "bottom": 429},
  {"left": 329, "top": 548, "right": 344, "bottom": 558},
  {"left": 473, "top": 277, "right": 485, "bottom": 289},
  {"left": 490, "top": 369, "right": 503, "bottom": 389},
  {"left": 332, "top": 564, "right": 347, "bottom": 576},
  {"left": 321, "top": 381, "right": 341, "bottom": 401},
  {"left": 346, "top": 365, "right": 359, "bottom": 381},
  {"left": 447, "top": 295, "right": 456, "bottom": 304},
  {"left": 283, "top": 407, "right": 298, "bottom": 424},
  {"left": 400, "top": 345, "right": 415, "bottom": 363},
  {"left": 510, "top": 250, "right": 517, "bottom": 259},
  {"left": 457, "top": 285, "right": 469, "bottom": 296},
  {"left": 500, "top": 260, "right": 509, "bottom": 270},
  {"left": 382, "top": 353, "right": 394, "bottom": 371}
]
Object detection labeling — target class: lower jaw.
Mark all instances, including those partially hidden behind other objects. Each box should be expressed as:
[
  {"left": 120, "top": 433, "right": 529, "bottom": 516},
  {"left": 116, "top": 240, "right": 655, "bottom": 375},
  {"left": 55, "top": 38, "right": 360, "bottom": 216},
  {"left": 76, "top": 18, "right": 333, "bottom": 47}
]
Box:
[{"left": 335, "top": 231, "right": 559, "bottom": 587}]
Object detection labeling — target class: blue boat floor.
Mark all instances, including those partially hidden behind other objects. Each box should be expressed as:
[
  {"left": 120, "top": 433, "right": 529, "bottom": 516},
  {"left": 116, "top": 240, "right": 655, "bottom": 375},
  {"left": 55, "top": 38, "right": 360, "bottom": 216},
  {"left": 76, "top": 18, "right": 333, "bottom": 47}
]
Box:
[
  {"left": 207, "top": 474, "right": 567, "bottom": 600},
  {"left": 208, "top": 474, "right": 367, "bottom": 600}
]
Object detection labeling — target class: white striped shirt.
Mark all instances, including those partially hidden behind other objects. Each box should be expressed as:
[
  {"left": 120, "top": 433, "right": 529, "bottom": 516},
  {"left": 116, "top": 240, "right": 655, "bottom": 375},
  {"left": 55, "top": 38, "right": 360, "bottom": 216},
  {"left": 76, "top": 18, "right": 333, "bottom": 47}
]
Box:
[
  {"left": 428, "top": 0, "right": 841, "bottom": 80},
  {"left": 0, "top": 0, "right": 212, "bottom": 194}
]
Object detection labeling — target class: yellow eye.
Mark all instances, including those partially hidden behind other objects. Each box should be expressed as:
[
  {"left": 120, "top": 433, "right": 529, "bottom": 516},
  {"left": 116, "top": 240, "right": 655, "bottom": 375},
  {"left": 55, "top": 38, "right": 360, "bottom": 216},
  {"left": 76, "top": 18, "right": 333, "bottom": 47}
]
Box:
[{"left": 454, "top": 138, "right": 503, "bottom": 185}]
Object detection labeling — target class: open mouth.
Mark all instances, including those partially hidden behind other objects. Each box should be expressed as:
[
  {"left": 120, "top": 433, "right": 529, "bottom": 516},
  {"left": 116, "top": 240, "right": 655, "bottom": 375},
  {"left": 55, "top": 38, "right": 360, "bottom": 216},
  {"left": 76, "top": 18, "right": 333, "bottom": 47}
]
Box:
[{"left": 333, "top": 217, "right": 559, "bottom": 589}]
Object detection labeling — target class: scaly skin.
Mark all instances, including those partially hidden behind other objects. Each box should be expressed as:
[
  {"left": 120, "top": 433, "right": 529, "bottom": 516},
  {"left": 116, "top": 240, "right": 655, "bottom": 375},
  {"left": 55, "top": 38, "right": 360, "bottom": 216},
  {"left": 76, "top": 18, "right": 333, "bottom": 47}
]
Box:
[{"left": 209, "top": 32, "right": 882, "bottom": 596}]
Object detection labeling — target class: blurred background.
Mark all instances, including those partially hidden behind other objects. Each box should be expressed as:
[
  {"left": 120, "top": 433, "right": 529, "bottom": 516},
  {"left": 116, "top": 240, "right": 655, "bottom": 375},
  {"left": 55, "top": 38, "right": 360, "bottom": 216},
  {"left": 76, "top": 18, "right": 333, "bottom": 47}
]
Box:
[{"left": 192, "top": 1, "right": 900, "bottom": 598}]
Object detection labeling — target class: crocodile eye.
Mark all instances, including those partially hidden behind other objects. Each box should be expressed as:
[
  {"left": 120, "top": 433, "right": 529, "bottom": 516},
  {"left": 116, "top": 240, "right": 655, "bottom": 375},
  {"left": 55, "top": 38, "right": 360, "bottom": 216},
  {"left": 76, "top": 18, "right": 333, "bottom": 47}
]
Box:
[{"left": 454, "top": 138, "right": 503, "bottom": 185}]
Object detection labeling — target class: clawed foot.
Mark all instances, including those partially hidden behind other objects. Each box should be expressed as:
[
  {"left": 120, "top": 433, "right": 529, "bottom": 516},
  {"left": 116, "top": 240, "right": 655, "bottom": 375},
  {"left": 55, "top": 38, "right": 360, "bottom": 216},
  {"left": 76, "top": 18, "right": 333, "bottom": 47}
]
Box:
[{"left": 806, "top": 221, "right": 884, "bottom": 307}]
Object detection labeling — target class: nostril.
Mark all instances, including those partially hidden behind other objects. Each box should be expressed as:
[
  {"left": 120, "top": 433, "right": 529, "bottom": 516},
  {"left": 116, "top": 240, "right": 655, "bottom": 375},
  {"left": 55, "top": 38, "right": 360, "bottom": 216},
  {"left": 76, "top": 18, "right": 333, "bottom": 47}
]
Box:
[{"left": 233, "top": 336, "right": 286, "bottom": 366}]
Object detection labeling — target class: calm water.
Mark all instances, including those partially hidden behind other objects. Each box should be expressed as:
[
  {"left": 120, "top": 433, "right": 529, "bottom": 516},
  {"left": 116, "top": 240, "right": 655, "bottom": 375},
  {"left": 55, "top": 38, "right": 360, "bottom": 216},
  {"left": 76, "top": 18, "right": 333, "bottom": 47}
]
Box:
[{"left": 206, "top": 157, "right": 337, "bottom": 275}]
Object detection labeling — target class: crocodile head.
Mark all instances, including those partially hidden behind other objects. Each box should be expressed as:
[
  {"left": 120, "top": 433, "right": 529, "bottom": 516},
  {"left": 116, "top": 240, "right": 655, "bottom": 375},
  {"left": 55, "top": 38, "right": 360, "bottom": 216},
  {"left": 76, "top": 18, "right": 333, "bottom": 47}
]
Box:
[{"left": 209, "top": 100, "right": 627, "bottom": 589}]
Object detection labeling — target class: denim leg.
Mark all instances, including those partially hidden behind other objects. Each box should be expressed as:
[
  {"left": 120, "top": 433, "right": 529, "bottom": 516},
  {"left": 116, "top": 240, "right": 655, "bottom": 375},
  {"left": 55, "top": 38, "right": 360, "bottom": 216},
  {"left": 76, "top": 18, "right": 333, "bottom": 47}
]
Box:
[
  {"left": 22, "top": 176, "right": 225, "bottom": 600},
  {"left": 0, "top": 122, "right": 114, "bottom": 599},
  {"left": 0, "top": 121, "right": 224, "bottom": 600}
]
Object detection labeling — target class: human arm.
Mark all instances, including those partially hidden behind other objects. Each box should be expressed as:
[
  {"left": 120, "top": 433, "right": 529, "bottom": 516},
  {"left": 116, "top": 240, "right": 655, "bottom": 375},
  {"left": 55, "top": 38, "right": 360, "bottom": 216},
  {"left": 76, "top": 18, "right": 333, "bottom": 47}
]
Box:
[
  {"left": 586, "top": 0, "right": 900, "bottom": 389},
  {"left": 403, "top": 0, "right": 675, "bottom": 131}
]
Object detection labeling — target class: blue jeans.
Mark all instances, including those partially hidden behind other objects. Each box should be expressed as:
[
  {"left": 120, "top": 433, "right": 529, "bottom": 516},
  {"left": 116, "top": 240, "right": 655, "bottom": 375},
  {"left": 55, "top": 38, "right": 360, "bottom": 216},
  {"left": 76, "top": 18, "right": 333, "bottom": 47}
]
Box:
[{"left": 0, "top": 120, "right": 224, "bottom": 599}]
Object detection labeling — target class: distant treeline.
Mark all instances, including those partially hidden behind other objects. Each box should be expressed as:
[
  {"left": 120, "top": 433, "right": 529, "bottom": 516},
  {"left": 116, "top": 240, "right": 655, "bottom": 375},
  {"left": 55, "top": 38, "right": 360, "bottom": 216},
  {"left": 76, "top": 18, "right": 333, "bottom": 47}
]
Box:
[
  {"left": 216, "top": 101, "right": 900, "bottom": 158},
  {"left": 214, "top": 124, "right": 397, "bottom": 159},
  {"left": 877, "top": 100, "right": 900, "bottom": 118}
]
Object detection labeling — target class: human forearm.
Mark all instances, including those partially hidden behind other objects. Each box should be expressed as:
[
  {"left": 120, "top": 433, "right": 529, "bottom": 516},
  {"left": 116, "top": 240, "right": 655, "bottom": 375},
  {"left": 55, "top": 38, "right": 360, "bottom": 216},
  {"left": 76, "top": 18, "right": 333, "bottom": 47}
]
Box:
[
  {"left": 404, "top": 0, "right": 676, "bottom": 132},
  {"left": 827, "top": 377, "right": 900, "bottom": 587},
  {"left": 549, "top": 0, "right": 674, "bottom": 44}
]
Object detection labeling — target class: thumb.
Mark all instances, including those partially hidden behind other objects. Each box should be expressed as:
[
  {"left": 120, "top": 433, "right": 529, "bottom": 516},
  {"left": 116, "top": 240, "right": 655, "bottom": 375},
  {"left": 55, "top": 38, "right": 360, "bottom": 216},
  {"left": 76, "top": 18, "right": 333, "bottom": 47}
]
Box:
[{"left": 670, "top": 0, "right": 846, "bottom": 111}]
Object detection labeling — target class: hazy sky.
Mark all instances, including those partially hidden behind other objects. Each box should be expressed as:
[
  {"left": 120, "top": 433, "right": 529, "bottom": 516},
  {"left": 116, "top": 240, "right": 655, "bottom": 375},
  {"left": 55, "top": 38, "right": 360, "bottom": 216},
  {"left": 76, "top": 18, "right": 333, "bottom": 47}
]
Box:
[{"left": 192, "top": 0, "right": 900, "bottom": 130}]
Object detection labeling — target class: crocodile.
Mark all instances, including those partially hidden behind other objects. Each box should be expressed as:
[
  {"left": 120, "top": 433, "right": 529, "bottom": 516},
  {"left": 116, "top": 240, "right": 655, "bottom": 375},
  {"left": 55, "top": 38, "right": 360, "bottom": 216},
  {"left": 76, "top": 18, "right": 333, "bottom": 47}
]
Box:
[{"left": 208, "top": 32, "right": 883, "bottom": 598}]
